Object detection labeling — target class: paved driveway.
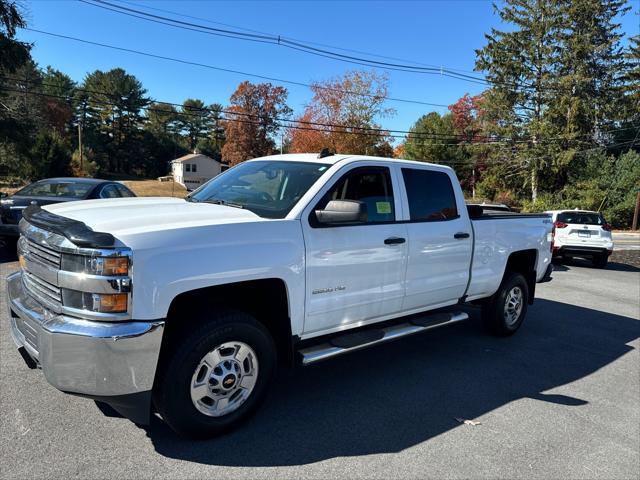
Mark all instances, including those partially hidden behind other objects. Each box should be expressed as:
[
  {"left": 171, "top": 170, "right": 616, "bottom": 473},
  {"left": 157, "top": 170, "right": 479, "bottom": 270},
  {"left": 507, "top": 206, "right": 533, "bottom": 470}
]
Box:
[{"left": 1, "top": 248, "right": 639, "bottom": 479}]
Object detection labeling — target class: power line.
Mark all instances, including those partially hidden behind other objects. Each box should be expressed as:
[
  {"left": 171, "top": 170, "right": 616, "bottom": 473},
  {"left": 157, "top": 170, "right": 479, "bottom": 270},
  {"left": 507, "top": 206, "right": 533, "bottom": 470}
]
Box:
[
  {"left": 0, "top": 75, "right": 466, "bottom": 140},
  {"left": 4, "top": 75, "right": 633, "bottom": 147},
  {"left": 9, "top": 85, "right": 637, "bottom": 167},
  {"left": 113, "top": 0, "right": 478, "bottom": 75},
  {"left": 0, "top": 85, "right": 470, "bottom": 143},
  {"left": 81, "top": 0, "right": 506, "bottom": 88},
  {"left": 4, "top": 86, "right": 635, "bottom": 171},
  {"left": 5, "top": 75, "right": 617, "bottom": 146},
  {"left": 23, "top": 27, "right": 451, "bottom": 109},
  {"left": 80, "top": 0, "right": 622, "bottom": 98}
]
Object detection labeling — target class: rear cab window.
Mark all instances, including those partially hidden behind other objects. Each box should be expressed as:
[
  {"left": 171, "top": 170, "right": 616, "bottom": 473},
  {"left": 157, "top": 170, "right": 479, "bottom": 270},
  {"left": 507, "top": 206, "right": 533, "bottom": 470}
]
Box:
[{"left": 401, "top": 168, "right": 459, "bottom": 221}]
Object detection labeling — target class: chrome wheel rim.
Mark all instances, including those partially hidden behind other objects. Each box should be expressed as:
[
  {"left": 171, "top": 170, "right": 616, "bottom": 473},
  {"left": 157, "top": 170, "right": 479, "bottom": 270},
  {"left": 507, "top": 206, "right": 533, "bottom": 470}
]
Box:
[
  {"left": 190, "top": 341, "right": 259, "bottom": 417},
  {"left": 504, "top": 286, "right": 523, "bottom": 326}
]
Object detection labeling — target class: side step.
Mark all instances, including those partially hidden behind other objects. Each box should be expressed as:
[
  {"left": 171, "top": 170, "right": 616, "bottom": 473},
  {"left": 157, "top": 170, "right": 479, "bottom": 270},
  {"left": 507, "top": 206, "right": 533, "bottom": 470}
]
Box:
[{"left": 298, "top": 311, "right": 469, "bottom": 365}]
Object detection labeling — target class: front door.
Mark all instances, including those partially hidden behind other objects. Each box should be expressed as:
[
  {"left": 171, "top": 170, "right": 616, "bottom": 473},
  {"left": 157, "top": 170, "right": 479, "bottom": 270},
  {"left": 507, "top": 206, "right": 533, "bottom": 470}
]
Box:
[{"left": 301, "top": 165, "right": 408, "bottom": 336}]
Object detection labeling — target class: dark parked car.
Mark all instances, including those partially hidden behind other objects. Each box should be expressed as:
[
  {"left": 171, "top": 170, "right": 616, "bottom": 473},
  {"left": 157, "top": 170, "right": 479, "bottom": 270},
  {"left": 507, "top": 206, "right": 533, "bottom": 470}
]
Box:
[{"left": 0, "top": 178, "right": 136, "bottom": 239}]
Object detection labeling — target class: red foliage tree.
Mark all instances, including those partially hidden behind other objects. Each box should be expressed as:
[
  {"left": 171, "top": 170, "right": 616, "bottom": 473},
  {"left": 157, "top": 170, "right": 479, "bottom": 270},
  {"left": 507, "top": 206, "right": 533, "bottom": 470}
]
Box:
[{"left": 222, "top": 81, "right": 291, "bottom": 165}]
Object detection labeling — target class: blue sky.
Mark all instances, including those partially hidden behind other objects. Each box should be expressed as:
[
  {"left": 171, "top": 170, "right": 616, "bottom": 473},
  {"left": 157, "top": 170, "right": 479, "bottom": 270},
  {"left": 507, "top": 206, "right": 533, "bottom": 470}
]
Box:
[{"left": 17, "top": 0, "right": 640, "bottom": 137}]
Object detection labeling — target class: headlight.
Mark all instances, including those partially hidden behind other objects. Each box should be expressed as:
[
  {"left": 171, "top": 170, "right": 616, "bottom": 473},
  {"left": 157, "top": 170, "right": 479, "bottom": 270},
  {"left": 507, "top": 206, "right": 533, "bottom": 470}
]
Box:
[
  {"left": 62, "top": 254, "right": 129, "bottom": 276},
  {"left": 62, "top": 290, "right": 128, "bottom": 313},
  {"left": 0, "top": 198, "right": 13, "bottom": 205}
]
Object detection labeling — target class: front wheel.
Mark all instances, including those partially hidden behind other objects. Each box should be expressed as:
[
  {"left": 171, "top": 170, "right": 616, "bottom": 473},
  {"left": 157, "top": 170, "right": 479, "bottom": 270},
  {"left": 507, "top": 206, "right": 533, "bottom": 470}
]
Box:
[
  {"left": 482, "top": 272, "right": 529, "bottom": 336},
  {"left": 153, "top": 310, "right": 276, "bottom": 439}
]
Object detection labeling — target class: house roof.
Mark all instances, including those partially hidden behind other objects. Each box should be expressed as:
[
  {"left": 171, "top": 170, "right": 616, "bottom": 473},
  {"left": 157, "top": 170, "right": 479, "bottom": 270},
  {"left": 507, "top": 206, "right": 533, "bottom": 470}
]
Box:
[{"left": 171, "top": 153, "right": 220, "bottom": 163}]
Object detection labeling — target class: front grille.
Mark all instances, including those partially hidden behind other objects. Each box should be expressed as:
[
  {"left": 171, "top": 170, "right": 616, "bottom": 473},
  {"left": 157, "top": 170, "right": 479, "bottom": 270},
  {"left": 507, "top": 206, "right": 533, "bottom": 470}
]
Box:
[
  {"left": 14, "top": 316, "right": 39, "bottom": 354},
  {"left": 18, "top": 221, "right": 132, "bottom": 320},
  {"left": 22, "top": 270, "right": 62, "bottom": 307},
  {"left": 25, "top": 238, "right": 61, "bottom": 268}
]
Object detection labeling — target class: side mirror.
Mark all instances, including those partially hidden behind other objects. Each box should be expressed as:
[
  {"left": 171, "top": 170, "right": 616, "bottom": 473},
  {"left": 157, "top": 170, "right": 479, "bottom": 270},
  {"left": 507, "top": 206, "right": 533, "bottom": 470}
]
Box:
[
  {"left": 315, "top": 200, "right": 367, "bottom": 225},
  {"left": 0, "top": 192, "right": 7, "bottom": 198}
]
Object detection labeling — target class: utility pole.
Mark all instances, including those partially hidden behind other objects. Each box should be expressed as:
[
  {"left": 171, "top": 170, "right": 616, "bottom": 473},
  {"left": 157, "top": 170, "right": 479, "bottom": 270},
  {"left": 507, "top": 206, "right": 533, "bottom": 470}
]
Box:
[
  {"left": 632, "top": 188, "right": 640, "bottom": 231},
  {"left": 78, "top": 121, "right": 83, "bottom": 173}
]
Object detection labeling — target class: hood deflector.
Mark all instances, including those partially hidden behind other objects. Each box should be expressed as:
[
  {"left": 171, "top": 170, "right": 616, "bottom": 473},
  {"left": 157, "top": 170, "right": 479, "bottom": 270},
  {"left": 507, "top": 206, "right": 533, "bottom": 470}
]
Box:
[{"left": 23, "top": 204, "right": 115, "bottom": 248}]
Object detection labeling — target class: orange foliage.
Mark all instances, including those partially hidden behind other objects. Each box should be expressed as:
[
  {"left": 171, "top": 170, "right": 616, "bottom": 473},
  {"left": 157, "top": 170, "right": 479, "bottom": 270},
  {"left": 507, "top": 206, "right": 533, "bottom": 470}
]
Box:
[
  {"left": 288, "top": 71, "right": 395, "bottom": 156},
  {"left": 222, "top": 81, "right": 291, "bottom": 165}
]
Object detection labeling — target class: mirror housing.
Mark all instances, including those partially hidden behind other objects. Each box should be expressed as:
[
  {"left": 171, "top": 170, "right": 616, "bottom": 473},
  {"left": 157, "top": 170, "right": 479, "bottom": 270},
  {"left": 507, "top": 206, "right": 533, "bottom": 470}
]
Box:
[
  {"left": 0, "top": 192, "right": 7, "bottom": 199},
  {"left": 315, "top": 200, "right": 367, "bottom": 225}
]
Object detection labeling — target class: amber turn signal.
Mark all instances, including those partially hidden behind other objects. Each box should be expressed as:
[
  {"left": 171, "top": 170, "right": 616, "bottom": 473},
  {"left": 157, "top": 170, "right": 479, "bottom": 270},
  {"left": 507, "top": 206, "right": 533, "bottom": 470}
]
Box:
[
  {"left": 101, "top": 257, "right": 129, "bottom": 276},
  {"left": 94, "top": 293, "right": 128, "bottom": 313}
]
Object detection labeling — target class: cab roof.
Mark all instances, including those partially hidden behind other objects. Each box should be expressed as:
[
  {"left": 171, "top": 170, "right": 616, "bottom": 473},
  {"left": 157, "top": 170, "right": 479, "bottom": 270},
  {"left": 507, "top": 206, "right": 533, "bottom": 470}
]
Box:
[{"left": 248, "top": 153, "right": 453, "bottom": 170}]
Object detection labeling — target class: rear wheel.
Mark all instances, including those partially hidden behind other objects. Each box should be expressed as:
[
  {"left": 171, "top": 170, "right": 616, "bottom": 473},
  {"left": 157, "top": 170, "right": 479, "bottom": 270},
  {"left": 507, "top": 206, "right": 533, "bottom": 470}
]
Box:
[
  {"left": 592, "top": 254, "right": 608, "bottom": 269},
  {"left": 482, "top": 272, "right": 529, "bottom": 336},
  {"left": 153, "top": 309, "right": 276, "bottom": 439}
]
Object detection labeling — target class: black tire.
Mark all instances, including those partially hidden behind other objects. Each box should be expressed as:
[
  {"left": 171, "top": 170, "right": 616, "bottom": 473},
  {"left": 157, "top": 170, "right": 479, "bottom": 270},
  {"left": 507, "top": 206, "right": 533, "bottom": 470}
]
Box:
[
  {"left": 592, "top": 254, "right": 608, "bottom": 269},
  {"left": 482, "top": 272, "right": 529, "bottom": 336},
  {"left": 153, "top": 309, "right": 276, "bottom": 439}
]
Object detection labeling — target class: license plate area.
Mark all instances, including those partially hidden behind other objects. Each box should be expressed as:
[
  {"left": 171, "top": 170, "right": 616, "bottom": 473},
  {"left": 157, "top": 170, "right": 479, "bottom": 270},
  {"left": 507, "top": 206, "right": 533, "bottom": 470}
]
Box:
[{"left": 578, "top": 231, "right": 590, "bottom": 238}]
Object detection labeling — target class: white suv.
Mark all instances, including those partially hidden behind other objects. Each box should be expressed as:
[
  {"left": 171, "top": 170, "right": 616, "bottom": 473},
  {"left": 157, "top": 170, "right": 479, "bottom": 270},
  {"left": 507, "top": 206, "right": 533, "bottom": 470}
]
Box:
[{"left": 547, "top": 209, "right": 614, "bottom": 268}]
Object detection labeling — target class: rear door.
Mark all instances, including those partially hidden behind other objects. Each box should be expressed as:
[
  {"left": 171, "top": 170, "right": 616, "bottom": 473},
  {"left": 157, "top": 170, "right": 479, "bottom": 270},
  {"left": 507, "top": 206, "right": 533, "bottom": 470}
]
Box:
[
  {"left": 398, "top": 166, "right": 473, "bottom": 311},
  {"left": 301, "top": 163, "right": 409, "bottom": 336}
]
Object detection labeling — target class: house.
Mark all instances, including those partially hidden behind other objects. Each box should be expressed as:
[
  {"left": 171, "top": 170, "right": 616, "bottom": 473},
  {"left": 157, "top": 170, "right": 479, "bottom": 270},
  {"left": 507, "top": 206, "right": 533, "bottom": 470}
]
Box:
[{"left": 170, "top": 152, "right": 222, "bottom": 190}]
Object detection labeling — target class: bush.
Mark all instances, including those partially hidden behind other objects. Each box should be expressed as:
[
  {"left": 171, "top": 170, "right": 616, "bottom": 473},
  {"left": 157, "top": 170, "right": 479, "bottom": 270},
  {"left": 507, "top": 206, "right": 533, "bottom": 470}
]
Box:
[{"left": 71, "top": 148, "right": 99, "bottom": 177}]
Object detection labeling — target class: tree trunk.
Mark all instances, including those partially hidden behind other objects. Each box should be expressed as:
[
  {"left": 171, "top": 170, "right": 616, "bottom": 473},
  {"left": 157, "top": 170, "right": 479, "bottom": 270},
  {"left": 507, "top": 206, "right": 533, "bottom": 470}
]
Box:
[{"left": 530, "top": 159, "right": 538, "bottom": 202}]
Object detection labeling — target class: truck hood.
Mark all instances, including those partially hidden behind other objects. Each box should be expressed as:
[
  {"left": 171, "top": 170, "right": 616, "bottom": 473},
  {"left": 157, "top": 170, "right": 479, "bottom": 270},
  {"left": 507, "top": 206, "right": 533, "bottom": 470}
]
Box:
[{"left": 42, "top": 197, "right": 263, "bottom": 238}]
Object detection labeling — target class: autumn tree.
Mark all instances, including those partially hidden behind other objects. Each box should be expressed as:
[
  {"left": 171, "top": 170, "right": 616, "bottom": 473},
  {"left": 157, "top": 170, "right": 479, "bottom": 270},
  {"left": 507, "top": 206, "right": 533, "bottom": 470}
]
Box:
[
  {"left": 447, "top": 93, "right": 492, "bottom": 197},
  {"left": 288, "top": 70, "right": 395, "bottom": 155},
  {"left": 222, "top": 81, "right": 291, "bottom": 165}
]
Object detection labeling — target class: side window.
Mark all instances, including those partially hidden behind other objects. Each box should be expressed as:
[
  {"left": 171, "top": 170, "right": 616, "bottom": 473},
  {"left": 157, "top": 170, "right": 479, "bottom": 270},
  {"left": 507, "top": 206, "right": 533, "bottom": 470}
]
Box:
[
  {"left": 316, "top": 167, "right": 395, "bottom": 224},
  {"left": 185, "top": 164, "right": 191, "bottom": 172},
  {"left": 401, "top": 168, "right": 458, "bottom": 221},
  {"left": 115, "top": 184, "right": 135, "bottom": 197},
  {"left": 191, "top": 163, "right": 197, "bottom": 173},
  {"left": 99, "top": 184, "right": 120, "bottom": 199}
]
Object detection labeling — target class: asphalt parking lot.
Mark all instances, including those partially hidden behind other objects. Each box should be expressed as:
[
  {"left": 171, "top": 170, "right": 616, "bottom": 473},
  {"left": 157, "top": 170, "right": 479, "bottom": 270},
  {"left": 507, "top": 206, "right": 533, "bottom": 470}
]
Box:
[{"left": 1, "top": 247, "right": 639, "bottom": 479}]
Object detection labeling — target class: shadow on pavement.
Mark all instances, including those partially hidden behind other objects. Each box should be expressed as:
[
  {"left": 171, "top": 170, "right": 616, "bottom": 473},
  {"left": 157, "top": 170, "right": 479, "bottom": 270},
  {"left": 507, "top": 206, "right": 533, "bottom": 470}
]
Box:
[
  {"left": 0, "top": 240, "right": 18, "bottom": 263},
  {"left": 139, "top": 299, "right": 639, "bottom": 466},
  {"left": 553, "top": 256, "right": 640, "bottom": 272}
]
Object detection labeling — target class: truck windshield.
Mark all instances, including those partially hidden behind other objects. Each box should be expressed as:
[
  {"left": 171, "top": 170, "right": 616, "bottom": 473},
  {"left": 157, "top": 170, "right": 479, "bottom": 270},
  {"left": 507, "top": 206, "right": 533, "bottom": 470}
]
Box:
[{"left": 188, "top": 161, "right": 331, "bottom": 218}]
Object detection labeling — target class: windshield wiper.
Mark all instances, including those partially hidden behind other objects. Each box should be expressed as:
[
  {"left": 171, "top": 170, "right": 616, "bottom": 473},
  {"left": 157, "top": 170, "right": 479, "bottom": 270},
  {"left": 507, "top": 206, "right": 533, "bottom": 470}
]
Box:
[{"left": 202, "top": 199, "right": 244, "bottom": 209}]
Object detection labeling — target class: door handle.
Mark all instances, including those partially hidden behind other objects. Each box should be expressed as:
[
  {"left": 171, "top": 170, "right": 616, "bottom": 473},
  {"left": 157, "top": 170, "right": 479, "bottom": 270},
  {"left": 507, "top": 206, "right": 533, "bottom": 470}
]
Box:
[
  {"left": 384, "top": 237, "right": 406, "bottom": 245},
  {"left": 454, "top": 232, "right": 470, "bottom": 239}
]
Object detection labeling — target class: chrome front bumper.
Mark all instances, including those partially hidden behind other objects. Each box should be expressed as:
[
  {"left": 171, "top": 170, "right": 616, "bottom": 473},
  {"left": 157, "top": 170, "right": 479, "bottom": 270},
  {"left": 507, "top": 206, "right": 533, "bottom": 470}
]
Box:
[{"left": 8, "top": 271, "right": 164, "bottom": 406}]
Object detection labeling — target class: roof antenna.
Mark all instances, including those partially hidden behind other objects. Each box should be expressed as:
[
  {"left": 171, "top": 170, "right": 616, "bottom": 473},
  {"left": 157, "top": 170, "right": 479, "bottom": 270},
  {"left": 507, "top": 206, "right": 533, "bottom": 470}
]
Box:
[{"left": 318, "top": 148, "right": 334, "bottom": 159}]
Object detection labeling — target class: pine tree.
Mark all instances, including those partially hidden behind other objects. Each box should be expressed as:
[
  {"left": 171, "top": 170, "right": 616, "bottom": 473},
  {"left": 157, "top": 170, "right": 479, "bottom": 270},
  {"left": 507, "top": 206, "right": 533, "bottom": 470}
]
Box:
[
  {"left": 552, "top": 0, "right": 631, "bottom": 142},
  {"left": 475, "top": 0, "right": 565, "bottom": 201}
]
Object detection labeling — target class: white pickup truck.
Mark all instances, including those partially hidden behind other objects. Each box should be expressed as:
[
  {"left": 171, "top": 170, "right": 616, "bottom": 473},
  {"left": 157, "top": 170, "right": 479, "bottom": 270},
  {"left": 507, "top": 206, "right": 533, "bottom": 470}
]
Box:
[{"left": 8, "top": 153, "right": 553, "bottom": 438}]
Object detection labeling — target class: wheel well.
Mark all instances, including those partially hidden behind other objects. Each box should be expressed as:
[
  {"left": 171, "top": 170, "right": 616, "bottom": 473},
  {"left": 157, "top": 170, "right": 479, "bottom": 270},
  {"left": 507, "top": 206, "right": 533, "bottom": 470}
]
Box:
[
  {"left": 161, "top": 279, "right": 293, "bottom": 366},
  {"left": 505, "top": 250, "right": 537, "bottom": 304}
]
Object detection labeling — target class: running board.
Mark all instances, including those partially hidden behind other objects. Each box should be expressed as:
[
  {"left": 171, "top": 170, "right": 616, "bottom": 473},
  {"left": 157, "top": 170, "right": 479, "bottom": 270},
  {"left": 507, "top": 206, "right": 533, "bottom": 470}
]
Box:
[{"left": 298, "top": 311, "right": 469, "bottom": 365}]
